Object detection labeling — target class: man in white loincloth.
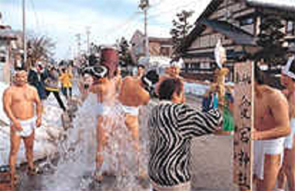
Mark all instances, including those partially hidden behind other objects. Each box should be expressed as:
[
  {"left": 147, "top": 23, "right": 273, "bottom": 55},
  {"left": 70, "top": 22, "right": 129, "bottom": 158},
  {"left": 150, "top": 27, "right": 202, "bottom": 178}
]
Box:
[
  {"left": 277, "top": 56, "right": 295, "bottom": 191},
  {"left": 251, "top": 65, "right": 291, "bottom": 191},
  {"left": 3, "top": 70, "right": 42, "bottom": 184},
  {"left": 118, "top": 70, "right": 159, "bottom": 177},
  {"left": 93, "top": 47, "right": 121, "bottom": 181}
]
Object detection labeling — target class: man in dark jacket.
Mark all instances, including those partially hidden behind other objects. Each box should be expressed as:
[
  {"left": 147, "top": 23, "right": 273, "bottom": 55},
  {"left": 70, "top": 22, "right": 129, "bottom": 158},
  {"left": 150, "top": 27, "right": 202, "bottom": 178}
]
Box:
[{"left": 28, "top": 63, "right": 47, "bottom": 100}]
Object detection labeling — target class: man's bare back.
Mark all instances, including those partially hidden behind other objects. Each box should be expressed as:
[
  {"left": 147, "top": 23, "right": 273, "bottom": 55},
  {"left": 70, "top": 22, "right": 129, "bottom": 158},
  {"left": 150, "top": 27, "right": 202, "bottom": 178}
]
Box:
[
  {"left": 118, "top": 76, "right": 149, "bottom": 107},
  {"left": 92, "top": 78, "right": 116, "bottom": 105}
]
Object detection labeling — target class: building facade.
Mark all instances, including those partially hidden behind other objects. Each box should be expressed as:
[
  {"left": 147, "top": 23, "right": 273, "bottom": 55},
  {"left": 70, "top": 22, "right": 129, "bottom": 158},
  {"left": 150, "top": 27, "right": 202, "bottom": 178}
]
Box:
[
  {"left": 0, "top": 13, "right": 22, "bottom": 84},
  {"left": 181, "top": 0, "right": 295, "bottom": 81},
  {"left": 130, "top": 30, "right": 173, "bottom": 63}
]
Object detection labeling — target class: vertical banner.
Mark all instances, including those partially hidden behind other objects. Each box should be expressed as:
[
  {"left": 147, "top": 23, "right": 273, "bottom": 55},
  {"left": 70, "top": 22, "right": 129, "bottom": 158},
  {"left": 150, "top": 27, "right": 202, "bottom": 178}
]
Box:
[{"left": 233, "top": 62, "right": 254, "bottom": 191}]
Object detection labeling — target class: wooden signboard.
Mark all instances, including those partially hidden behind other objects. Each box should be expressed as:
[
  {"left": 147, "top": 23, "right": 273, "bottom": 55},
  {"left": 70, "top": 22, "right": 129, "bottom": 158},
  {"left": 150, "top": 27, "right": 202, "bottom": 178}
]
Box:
[{"left": 233, "top": 62, "right": 254, "bottom": 191}]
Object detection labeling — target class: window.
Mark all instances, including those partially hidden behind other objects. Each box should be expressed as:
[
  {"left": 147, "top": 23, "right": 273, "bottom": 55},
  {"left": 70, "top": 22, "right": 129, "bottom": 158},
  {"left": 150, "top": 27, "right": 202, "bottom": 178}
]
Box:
[
  {"left": 240, "top": 17, "right": 254, "bottom": 26},
  {"left": 200, "top": 62, "right": 210, "bottom": 69},
  {"left": 160, "top": 47, "right": 169, "bottom": 56}
]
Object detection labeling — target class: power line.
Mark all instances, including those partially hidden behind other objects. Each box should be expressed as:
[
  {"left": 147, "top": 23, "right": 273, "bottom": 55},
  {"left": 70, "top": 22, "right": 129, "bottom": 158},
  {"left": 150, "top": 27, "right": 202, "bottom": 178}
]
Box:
[
  {"left": 104, "top": 12, "right": 140, "bottom": 34},
  {"left": 149, "top": 0, "right": 169, "bottom": 10},
  {"left": 103, "top": 12, "right": 141, "bottom": 42},
  {"left": 148, "top": 1, "right": 198, "bottom": 19},
  {"left": 29, "top": 0, "right": 41, "bottom": 32}
]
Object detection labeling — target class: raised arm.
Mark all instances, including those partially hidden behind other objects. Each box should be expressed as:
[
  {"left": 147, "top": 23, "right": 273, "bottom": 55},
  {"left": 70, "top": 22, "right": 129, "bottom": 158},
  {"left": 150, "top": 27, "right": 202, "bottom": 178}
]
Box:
[{"left": 176, "top": 104, "right": 223, "bottom": 139}]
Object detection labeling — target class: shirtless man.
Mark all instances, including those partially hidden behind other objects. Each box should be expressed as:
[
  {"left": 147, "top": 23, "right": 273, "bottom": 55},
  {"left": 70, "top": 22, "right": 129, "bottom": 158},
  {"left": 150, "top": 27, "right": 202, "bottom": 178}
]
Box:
[
  {"left": 136, "top": 64, "right": 145, "bottom": 79},
  {"left": 118, "top": 70, "right": 159, "bottom": 147},
  {"left": 155, "top": 62, "right": 183, "bottom": 96},
  {"left": 90, "top": 66, "right": 115, "bottom": 167},
  {"left": 118, "top": 70, "right": 158, "bottom": 178},
  {"left": 3, "top": 70, "right": 42, "bottom": 183},
  {"left": 93, "top": 47, "right": 120, "bottom": 180},
  {"left": 252, "top": 65, "right": 290, "bottom": 191},
  {"left": 277, "top": 56, "right": 295, "bottom": 191},
  {"left": 114, "top": 67, "right": 122, "bottom": 93},
  {"left": 78, "top": 67, "right": 94, "bottom": 101}
]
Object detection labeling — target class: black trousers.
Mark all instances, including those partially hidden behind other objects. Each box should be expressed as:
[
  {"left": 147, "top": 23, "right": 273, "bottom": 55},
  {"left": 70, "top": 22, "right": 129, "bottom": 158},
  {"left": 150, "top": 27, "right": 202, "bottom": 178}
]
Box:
[
  {"left": 46, "top": 90, "right": 66, "bottom": 111},
  {"left": 62, "top": 87, "right": 72, "bottom": 99}
]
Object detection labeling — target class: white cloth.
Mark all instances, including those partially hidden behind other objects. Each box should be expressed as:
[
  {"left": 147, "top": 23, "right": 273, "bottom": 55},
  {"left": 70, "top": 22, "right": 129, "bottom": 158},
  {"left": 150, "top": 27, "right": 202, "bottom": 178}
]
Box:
[
  {"left": 121, "top": 104, "right": 139, "bottom": 116},
  {"left": 254, "top": 137, "right": 285, "bottom": 180},
  {"left": 284, "top": 118, "right": 295, "bottom": 149},
  {"left": 97, "top": 102, "right": 111, "bottom": 116},
  {"left": 151, "top": 180, "right": 191, "bottom": 191},
  {"left": 282, "top": 56, "right": 295, "bottom": 79},
  {"left": 12, "top": 116, "right": 37, "bottom": 137}
]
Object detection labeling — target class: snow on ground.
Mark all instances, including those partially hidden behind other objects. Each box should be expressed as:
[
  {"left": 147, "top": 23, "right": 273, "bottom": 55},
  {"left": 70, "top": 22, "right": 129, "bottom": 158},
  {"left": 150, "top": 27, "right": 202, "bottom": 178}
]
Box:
[
  {"left": 0, "top": 80, "right": 210, "bottom": 167},
  {"left": 0, "top": 82, "right": 65, "bottom": 167}
]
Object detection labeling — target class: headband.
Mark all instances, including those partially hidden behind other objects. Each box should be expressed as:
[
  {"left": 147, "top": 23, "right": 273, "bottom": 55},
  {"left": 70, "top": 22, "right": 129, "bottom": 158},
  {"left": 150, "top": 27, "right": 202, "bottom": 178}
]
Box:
[{"left": 282, "top": 56, "right": 295, "bottom": 79}]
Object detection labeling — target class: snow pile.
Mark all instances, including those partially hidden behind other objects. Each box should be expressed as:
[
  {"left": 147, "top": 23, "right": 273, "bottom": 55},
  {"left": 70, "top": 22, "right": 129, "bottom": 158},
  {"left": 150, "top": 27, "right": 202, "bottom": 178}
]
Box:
[{"left": 0, "top": 84, "right": 65, "bottom": 167}]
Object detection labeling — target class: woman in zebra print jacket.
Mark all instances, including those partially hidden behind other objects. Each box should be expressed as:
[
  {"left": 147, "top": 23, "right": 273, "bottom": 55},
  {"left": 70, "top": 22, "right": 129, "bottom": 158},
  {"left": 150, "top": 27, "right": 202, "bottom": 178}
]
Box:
[{"left": 148, "top": 78, "right": 223, "bottom": 191}]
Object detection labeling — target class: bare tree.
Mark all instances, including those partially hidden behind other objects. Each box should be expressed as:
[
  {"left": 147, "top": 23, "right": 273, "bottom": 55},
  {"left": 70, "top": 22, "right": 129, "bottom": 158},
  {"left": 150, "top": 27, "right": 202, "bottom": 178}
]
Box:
[{"left": 26, "top": 35, "right": 55, "bottom": 69}]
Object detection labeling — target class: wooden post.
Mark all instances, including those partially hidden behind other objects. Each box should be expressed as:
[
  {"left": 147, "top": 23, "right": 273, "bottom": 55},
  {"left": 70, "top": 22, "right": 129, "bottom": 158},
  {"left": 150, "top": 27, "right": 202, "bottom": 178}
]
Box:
[{"left": 233, "top": 62, "right": 254, "bottom": 191}]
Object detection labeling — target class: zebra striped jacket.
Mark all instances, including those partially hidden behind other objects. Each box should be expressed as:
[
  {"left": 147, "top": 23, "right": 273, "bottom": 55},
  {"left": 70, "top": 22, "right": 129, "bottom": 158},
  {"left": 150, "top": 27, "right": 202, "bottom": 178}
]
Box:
[{"left": 148, "top": 101, "right": 223, "bottom": 187}]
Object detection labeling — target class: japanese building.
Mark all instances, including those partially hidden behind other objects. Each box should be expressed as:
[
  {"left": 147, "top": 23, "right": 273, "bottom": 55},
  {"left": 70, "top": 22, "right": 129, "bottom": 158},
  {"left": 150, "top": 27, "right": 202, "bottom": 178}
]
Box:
[
  {"left": 181, "top": 0, "right": 295, "bottom": 81},
  {"left": 0, "top": 13, "right": 22, "bottom": 84},
  {"left": 130, "top": 30, "right": 173, "bottom": 63}
]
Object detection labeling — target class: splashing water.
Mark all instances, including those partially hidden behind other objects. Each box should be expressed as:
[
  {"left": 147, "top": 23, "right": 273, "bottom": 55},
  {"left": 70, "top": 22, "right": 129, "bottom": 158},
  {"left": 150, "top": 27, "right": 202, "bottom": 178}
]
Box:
[{"left": 39, "top": 92, "right": 151, "bottom": 191}]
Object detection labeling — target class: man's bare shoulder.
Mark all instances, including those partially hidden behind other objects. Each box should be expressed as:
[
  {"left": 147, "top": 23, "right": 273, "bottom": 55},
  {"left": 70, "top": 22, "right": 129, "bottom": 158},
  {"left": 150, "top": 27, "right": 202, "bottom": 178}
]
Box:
[
  {"left": 266, "top": 87, "right": 288, "bottom": 105},
  {"left": 122, "top": 76, "right": 134, "bottom": 83},
  {"left": 3, "top": 86, "right": 14, "bottom": 95},
  {"left": 268, "top": 88, "right": 285, "bottom": 98},
  {"left": 27, "top": 84, "right": 38, "bottom": 92}
]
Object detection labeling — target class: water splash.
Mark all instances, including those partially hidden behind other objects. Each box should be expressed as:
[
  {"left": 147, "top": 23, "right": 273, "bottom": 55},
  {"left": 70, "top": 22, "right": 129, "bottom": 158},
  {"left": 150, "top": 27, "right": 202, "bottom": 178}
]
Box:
[{"left": 39, "top": 92, "right": 151, "bottom": 191}]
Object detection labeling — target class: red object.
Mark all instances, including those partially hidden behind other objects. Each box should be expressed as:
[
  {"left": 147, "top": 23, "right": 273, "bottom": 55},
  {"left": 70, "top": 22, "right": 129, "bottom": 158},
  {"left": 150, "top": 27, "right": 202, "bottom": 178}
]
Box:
[
  {"left": 0, "top": 172, "right": 14, "bottom": 191},
  {"left": 101, "top": 48, "right": 118, "bottom": 78}
]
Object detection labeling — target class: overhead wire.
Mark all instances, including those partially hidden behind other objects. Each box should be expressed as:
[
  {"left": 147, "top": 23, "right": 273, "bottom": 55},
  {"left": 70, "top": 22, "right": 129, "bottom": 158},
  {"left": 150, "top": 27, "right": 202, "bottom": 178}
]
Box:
[
  {"left": 148, "top": 1, "right": 198, "bottom": 20},
  {"left": 29, "top": 0, "right": 41, "bottom": 33},
  {"left": 105, "top": 14, "right": 142, "bottom": 43}
]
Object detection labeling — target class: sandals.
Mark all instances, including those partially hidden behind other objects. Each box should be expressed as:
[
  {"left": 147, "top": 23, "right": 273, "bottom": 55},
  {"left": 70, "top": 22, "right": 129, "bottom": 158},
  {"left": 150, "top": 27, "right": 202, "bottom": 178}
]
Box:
[
  {"left": 93, "top": 170, "right": 103, "bottom": 183},
  {"left": 10, "top": 174, "right": 19, "bottom": 185},
  {"left": 27, "top": 167, "right": 42, "bottom": 176}
]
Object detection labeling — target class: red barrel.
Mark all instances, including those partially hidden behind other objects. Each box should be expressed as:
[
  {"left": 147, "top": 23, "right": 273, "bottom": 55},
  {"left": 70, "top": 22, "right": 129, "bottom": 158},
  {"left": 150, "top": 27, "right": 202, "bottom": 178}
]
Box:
[{"left": 101, "top": 47, "right": 118, "bottom": 78}]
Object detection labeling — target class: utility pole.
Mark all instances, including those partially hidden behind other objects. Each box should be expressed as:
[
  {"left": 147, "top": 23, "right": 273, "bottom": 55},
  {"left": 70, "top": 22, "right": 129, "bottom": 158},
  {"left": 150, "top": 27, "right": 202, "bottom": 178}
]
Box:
[
  {"left": 23, "top": 0, "right": 27, "bottom": 67},
  {"left": 139, "top": 0, "right": 149, "bottom": 59},
  {"left": 86, "top": 26, "right": 91, "bottom": 55},
  {"left": 75, "top": 33, "right": 81, "bottom": 57}
]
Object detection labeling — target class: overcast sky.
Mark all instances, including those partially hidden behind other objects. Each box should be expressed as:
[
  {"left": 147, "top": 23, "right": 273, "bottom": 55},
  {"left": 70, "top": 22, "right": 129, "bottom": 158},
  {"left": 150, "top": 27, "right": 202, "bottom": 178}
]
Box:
[{"left": 0, "top": 0, "right": 210, "bottom": 59}]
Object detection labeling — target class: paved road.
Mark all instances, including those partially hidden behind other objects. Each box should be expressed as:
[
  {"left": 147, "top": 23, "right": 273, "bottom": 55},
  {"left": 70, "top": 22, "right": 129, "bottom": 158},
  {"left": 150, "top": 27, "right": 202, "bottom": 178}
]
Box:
[
  {"left": 10, "top": 93, "right": 240, "bottom": 191},
  {"left": 185, "top": 94, "right": 239, "bottom": 191}
]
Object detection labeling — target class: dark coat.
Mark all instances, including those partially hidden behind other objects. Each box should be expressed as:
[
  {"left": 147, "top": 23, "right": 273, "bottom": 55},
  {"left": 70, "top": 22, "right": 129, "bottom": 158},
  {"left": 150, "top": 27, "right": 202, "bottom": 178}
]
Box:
[{"left": 28, "top": 69, "right": 47, "bottom": 100}]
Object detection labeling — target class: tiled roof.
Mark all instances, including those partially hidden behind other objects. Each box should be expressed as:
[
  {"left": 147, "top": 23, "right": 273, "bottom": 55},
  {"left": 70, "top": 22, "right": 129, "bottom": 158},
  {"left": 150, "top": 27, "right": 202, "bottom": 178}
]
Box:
[
  {"left": 0, "top": 29, "right": 20, "bottom": 40},
  {"left": 246, "top": 0, "right": 295, "bottom": 12}
]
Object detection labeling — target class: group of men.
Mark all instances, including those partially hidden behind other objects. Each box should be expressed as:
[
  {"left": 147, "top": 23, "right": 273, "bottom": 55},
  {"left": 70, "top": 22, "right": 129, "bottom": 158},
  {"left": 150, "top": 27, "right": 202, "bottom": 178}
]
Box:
[
  {"left": 76, "top": 47, "right": 160, "bottom": 182},
  {"left": 3, "top": 44, "right": 295, "bottom": 191}
]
